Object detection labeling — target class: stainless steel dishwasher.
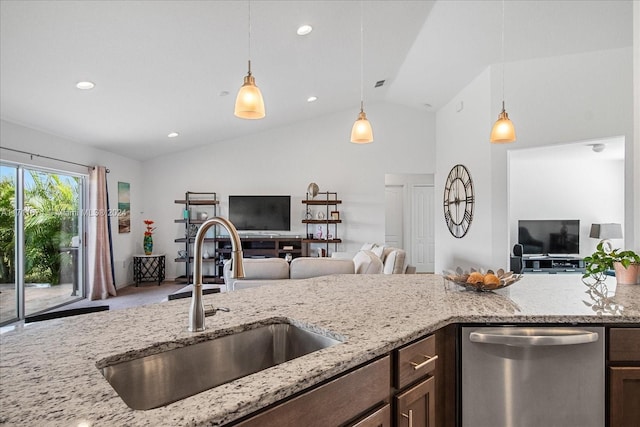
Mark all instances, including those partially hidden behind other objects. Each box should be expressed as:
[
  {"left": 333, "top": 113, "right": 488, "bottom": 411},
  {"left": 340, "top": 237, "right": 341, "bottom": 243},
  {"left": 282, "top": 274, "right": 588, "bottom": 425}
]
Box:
[{"left": 461, "top": 326, "right": 604, "bottom": 427}]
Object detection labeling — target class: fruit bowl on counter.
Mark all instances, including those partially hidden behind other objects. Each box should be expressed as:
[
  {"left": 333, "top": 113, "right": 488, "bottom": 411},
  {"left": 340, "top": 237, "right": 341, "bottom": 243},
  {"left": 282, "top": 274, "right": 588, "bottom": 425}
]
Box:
[{"left": 443, "top": 267, "right": 523, "bottom": 292}]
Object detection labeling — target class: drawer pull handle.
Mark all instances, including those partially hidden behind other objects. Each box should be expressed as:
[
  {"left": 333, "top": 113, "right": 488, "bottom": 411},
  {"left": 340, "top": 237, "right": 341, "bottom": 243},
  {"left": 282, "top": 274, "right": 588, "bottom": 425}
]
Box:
[
  {"left": 410, "top": 354, "right": 438, "bottom": 370},
  {"left": 402, "top": 409, "right": 413, "bottom": 427}
]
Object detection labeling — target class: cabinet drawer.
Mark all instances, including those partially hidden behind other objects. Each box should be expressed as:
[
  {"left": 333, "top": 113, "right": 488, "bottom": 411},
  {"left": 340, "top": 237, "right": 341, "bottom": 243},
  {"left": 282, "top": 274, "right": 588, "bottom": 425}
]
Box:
[
  {"left": 609, "top": 328, "right": 640, "bottom": 362},
  {"left": 395, "top": 334, "right": 437, "bottom": 389},
  {"left": 236, "top": 356, "right": 390, "bottom": 427},
  {"left": 348, "top": 404, "right": 391, "bottom": 427}
]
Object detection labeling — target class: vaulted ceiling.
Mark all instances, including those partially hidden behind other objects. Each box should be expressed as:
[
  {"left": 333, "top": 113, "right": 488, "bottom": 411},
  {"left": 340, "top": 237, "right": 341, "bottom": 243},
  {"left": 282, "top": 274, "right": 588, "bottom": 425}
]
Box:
[{"left": 0, "top": 1, "right": 633, "bottom": 160}]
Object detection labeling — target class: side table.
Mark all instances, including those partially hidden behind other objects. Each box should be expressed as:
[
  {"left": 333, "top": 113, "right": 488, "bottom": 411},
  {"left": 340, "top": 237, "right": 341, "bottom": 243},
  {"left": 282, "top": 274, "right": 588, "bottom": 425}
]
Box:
[{"left": 133, "top": 254, "right": 165, "bottom": 286}]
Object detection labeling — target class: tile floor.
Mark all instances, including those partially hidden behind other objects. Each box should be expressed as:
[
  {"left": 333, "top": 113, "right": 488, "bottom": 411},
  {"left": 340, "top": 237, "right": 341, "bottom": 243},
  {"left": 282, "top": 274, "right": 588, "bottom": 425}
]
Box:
[{"left": 1, "top": 281, "right": 186, "bottom": 330}]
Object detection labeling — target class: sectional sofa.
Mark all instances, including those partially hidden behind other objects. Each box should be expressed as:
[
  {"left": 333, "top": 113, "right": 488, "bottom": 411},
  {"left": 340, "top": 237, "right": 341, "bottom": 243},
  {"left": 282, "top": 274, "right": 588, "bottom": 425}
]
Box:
[
  {"left": 225, "top": 246, "right": 413, "bottom": 291},
  {"left": 224, "top": 250, "right": 380, "bottom": 290}
]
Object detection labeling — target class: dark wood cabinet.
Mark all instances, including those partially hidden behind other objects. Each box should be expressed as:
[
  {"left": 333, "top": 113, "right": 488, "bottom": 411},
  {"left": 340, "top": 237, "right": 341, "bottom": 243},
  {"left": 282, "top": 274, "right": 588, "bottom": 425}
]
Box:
[
  {"left": 395, "top": 376, "right": 435, "bottom": 427},
  {"left": 348, "top": 404, "right": 391, "bottom": 427},
  {"left": 229, "top": 326, "right": 457, "bottom": 427},
  {"left": 608, "top": 327, "right": 640, "bottom": 427},
  {"left": 434, "top": 324, "right": 457, "bottom": 427},
  {"left": 235, "top": 356, "right": 390, "bottom": 427},
  {"left": 609, "top": 328, "right": 640, "bottom": 361},
  {"left": 609, "top": 367, "right": 640, "bottom": 426},
  {"left": 392, "top": 329, "right": 446, "bottom": 427},
  {"left": 395, "top": 333, "right": 436, "bottom": 390}
]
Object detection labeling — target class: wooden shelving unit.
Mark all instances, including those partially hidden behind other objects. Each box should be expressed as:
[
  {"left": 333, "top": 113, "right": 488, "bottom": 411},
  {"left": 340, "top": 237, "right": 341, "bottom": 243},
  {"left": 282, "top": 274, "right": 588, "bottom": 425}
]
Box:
[
  {"left": 174, "top": 192, "right": 221, "bottom": 284},
  {"left": 302, "top": 191, "right": 342, "bottom": 256}
]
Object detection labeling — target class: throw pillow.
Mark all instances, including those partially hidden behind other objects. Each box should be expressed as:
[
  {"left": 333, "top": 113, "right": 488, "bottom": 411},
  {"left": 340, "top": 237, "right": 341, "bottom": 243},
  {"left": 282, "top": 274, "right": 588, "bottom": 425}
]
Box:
[{"left": 371, "top": 244, "right": 385, "bottom": 259}]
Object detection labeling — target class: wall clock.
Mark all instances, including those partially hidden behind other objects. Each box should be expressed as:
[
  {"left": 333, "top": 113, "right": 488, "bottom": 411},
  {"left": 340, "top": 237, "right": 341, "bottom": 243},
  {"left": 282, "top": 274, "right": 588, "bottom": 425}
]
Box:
[{"left": 443, "top": 164, "right": 475, "bottom": 238}]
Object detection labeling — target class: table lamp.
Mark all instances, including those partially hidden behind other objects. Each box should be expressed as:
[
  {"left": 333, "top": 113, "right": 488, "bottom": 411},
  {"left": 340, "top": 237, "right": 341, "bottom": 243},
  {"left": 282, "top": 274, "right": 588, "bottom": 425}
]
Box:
[{"left": 589, "top": 223, "right": 623, "bottom": 253}]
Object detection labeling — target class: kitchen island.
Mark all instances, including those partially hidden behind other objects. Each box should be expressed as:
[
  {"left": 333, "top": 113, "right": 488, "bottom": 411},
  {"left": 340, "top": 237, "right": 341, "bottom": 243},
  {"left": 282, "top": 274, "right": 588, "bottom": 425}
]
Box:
[{"left": 1, "top": 274, "right": 639, "bottom": 426}]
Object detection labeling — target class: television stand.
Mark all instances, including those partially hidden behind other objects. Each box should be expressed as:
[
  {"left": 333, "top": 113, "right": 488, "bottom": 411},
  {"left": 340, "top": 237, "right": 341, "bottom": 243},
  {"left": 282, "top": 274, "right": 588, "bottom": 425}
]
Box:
[
  {"left": 521, "top": 255, "right": 585, "bottom": 274},
  {"left": 215, "top": 236, "right": 306, "bottom": 264}
]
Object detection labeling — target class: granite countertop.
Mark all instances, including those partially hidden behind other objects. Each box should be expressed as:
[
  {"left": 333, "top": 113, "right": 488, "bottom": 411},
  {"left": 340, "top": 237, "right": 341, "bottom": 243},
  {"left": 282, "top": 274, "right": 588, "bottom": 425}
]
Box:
[{"left": 1, "top": 274, "right": 639, "bottom": 426}]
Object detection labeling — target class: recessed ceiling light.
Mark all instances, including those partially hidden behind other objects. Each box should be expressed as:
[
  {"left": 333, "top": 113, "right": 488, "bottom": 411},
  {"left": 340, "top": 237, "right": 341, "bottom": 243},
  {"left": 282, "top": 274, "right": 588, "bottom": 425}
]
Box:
[
  {"left": 307, "top": 96, "right": 318, "bottom": 103},
  {"left": 76, "top": 81, "right": 95, "bottom": 90},
  {"left": 167, "top": 132, "right": 179, "bottom": 138},
  {"left": 297, "top": 24, "right": 313, "bottom": 36},
  {"left": 219, "top": 90, "right": 229, "bottom": 97}
]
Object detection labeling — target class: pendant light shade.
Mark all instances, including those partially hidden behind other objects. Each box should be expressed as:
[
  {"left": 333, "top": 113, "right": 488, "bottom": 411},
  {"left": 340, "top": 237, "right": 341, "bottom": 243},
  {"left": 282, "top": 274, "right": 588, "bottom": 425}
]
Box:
[
  {"left": 351, "top": 102, "right": 374, "bottom": 143},
  {"left": 350, "top": 1, "right": 373, "bottom": 144},
  {"left": 234, "top": 60, "right": 265, "bottom": 119},
  {"left": 490, "top": 101, "right": 516, "bottom": 143},
  {"left": 491, "top": 0, "right": 515, "bottom": 143},
  {"left": 234, "top": 1, "right": 265, "bottom": 120}
]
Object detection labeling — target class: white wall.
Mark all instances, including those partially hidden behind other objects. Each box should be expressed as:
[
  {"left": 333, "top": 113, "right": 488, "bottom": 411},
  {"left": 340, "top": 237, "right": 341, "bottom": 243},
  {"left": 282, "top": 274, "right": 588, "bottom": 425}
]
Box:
[
  {"left": 435, "top": 47, "right": 633, "bottom": 273},
  {"left": 634, "top": 1, "right": 640, "bottom": 255},
  {"left": 0, "top": 120, "right": 142, "bottom": 287},
  {"left": 509, "top": 146, "right": 625, "bottom": 257},
  {"left": 142, "top": 102, "right": 435, "bottom": 279},
  {"left": 435, "top": 69, "right": 493, "bottom": 272}
]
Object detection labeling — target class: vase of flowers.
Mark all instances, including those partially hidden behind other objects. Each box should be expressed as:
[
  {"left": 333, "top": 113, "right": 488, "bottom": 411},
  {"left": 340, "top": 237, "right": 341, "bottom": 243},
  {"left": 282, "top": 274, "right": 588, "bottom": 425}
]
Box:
[{"left": 143, "top": 219, "right": 156, "bottom": 255}]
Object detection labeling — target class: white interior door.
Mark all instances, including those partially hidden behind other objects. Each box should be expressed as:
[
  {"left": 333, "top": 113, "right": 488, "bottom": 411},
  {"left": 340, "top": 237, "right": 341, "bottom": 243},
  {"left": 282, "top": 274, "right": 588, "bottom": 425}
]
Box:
[
  {"left": 385, "top": 185, "right": 404, "bottom": 248},
  {"left": 385, "top": 174, "right": 435, "bottom": 273},
  {"left": 411, "top": 185, "right": 434, "bottom": 273}
]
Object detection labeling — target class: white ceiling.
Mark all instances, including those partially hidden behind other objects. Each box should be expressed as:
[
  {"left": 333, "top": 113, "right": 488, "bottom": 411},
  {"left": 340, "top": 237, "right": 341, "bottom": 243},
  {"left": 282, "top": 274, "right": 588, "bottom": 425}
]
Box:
[{"left": 0, "top": 0, "right": 633, "bottom": 161}]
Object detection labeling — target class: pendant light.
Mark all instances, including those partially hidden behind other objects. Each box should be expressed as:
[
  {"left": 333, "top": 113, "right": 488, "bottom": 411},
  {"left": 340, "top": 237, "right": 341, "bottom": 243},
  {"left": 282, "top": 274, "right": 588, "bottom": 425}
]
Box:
[
  {"left": 350, "top": 1, "right": 373, "bottom": 144},
  {"left": 490, "top": 0, "right": 516, "bottom": 143},
  {"left": 234, "top": 1, "right": 265, "bottom": 119}
]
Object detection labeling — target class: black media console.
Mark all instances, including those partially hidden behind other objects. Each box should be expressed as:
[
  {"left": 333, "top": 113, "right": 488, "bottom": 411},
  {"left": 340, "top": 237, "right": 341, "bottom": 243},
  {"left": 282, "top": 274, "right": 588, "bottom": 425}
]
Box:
[{"left": 521, "top": 256, "right": 585, "bottom": 274}]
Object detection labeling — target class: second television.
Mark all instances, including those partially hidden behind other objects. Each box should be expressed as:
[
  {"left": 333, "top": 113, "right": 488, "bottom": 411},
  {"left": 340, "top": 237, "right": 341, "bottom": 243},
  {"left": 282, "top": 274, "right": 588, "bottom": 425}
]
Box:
[
  {"left": 517, "top": 219, "right": 580, "bottom": 255},
  {"left": 228, "top": 195, "right": 291, "bottom": 231}
]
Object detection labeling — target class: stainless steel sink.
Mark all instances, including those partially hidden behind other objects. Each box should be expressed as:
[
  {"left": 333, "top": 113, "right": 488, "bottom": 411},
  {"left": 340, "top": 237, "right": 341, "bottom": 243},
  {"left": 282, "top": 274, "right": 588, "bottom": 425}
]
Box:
[{"left": 99, "top": 321, "right": 342, "bottom": 410}]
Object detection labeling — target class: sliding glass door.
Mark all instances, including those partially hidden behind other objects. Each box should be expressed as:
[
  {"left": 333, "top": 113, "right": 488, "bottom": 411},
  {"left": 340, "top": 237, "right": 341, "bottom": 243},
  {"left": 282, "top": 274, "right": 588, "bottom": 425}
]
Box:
[
  {"left": 0, "top": 162, "right": 85, "bottom": 325},
  {"left": 0, "top": 164, "right": 18, "bottom": 323}
]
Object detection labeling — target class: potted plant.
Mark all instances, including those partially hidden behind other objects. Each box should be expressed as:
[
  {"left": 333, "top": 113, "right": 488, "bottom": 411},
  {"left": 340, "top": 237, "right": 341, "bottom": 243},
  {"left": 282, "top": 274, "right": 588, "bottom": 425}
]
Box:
[{"left": 583, "top": 242, "right": 640, "bottom": 285}]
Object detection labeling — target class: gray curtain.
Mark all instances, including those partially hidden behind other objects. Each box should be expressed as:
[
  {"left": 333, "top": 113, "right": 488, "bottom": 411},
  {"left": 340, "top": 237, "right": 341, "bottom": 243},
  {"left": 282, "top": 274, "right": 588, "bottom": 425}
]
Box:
[{"left": 87, "top": 166, "right": 116, "bottom": 300}]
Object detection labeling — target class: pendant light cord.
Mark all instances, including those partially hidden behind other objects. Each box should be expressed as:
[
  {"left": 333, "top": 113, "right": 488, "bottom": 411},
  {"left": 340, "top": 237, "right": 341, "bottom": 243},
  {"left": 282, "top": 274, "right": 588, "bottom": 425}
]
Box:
[
  {"left": 248, "top": 1, "right": 252, "bottom": 73},
  {"left": 500, "top": 0, "right": 505, "bottom": 109},
  {"left": 359, "top": 0, "right": 364, "bottom": 112}
]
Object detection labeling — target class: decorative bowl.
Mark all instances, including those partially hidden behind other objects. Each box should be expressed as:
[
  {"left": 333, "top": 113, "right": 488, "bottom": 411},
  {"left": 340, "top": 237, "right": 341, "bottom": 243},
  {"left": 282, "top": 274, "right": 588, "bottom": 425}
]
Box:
[{"left": 443, "top": 267, "right": 522, "bottom": 292}]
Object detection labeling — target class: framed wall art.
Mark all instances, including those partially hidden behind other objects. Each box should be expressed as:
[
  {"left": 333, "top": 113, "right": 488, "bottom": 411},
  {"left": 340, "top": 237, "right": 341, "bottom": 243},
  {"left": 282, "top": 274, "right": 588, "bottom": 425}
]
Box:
[{"left": 118, "top": 181, "right": 131, "bottom": 233}]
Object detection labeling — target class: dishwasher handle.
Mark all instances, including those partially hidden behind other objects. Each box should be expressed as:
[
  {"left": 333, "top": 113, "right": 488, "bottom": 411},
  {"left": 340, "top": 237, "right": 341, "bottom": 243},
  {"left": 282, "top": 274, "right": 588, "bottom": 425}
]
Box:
[{"left": 469, "top": 327, "right": 599, "bottom": 347}]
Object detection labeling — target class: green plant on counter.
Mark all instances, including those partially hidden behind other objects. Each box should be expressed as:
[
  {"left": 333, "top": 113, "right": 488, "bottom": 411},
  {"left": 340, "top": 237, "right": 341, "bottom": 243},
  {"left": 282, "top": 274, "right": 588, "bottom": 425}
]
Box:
[{"left": 583, "top": 242, "right": 640, "bottom": 281}]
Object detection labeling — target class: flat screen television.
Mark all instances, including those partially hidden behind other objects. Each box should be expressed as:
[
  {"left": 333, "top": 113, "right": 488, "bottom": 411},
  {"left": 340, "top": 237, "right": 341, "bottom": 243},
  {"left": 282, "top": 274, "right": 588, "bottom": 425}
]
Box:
[
  {"left": 517, "top": 219, "right": 580, "bottom": 255},
  {"left": 228, "top": 195, "right": 291, "bottom": 231}
]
